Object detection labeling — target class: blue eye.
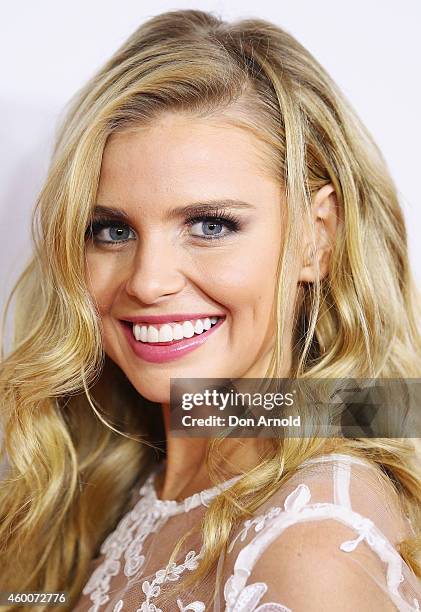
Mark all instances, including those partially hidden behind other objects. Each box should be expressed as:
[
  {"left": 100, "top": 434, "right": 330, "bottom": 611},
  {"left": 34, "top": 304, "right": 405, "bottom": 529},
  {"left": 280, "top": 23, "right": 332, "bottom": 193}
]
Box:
[
  {"left": 86, "top": 220, "right": 135, "bottom": 245},
  {"left": 190, "top": 219, "right": 225, "bottom": 237},
  {"left": 85, "top": 210, "right": 242, "bottom": 246},
  {"left": 187, "top": 214, "right": 241, "bottom": 240}
]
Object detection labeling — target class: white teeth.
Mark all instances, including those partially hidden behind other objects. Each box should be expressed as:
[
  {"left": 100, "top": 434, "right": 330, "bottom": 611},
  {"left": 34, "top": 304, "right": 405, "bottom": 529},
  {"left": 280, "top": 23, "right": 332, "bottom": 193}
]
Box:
[
  {"left": 158, "top": 324, "right": 173, "bottom": 342},
  {"left": 131, "top": 316, "right": 222, "bottom": 343},
  {"left": 140, "top": 326, "right": 148, "bottom": 342},
  {"left": 147, "top": 326, "right": 159, "bottom": 343},
  {"left": 133, "top": 325, "right": 141, "bottom": 341},
  {"left": 182, "top": 320, "right": 195, "bottom": 338},
  {"left": 173, "top": 323, "right": 184, "bottom": 340}
]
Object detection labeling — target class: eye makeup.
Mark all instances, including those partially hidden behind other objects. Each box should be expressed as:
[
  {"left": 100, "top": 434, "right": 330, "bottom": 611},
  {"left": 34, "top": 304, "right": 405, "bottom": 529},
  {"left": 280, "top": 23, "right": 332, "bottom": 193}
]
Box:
[
  {"left": 185, "top": 207, "right": 242, "bottom": 240},
  {"left": 85, "top": 207, "right": 243, "bottom": 246}
]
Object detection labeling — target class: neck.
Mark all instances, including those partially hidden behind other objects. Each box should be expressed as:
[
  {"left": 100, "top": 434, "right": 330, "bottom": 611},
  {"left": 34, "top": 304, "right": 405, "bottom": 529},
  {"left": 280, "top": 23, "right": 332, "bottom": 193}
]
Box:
[
  {"left": 155, "top": 345, "right": 292, "bottom": 501},
  {"left": 155, "top": 406, "right": 265, "bottom": 501}
]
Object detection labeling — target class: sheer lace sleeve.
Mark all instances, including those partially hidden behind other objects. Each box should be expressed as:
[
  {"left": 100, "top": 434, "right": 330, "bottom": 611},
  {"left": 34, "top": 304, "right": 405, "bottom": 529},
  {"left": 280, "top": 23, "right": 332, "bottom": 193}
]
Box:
[{"left": 220, "top": 454, "right": 421, "bottom": 612}]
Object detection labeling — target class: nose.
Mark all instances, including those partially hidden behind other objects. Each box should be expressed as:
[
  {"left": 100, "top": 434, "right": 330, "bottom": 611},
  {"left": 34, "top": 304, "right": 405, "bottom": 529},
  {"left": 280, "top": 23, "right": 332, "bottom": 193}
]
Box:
[{"left": 124, "top": 234, "right": 186, "bottom": 304}]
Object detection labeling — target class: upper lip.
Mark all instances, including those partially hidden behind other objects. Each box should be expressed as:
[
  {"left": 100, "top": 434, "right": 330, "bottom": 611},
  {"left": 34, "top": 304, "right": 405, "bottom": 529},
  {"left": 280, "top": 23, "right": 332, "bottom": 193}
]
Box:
[{"left": 121, "top": 313, "right": 225, "bottom": 325}]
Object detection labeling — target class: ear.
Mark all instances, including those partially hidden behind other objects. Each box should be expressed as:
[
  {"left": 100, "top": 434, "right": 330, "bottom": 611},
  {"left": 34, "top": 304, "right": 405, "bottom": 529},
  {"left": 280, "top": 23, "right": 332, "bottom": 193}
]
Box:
[{"left": 298, "top": 184, "right": 339, "bottom": 283}]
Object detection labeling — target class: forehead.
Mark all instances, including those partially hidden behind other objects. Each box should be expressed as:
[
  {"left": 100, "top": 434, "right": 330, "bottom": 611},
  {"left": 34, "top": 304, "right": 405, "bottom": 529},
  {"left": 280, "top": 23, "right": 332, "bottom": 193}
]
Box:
[{"left": 98, "top": 113, "right": 275, "bottom": 200}]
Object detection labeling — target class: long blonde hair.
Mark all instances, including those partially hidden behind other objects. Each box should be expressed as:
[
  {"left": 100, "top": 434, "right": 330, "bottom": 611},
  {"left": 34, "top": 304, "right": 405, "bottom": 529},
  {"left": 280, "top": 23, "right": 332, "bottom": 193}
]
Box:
[{"left": 1, "top": 9, "right": 421, "bottom": 609}]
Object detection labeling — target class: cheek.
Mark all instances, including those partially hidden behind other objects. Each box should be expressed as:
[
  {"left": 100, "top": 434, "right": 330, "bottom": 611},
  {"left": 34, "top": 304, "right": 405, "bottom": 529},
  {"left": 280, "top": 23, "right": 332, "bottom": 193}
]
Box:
[
  {"left": 85, "top": 253, "right": 122, "bottom": 316},
  {"left": 193, "top": 236, "right": 280, "bottom": 316}
]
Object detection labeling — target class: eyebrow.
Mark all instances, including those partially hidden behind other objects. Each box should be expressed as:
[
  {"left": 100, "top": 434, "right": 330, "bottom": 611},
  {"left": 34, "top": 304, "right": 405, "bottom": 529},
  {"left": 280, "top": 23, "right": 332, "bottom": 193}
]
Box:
[
  {"left": 167, "top": 199, "right": 255, "bottom": 219},
  {"left": 92, "top": 199, "right": 255, "bottom": 222},
  {"left": 91, "top": 205, "right": 130, "bottom": 221}
]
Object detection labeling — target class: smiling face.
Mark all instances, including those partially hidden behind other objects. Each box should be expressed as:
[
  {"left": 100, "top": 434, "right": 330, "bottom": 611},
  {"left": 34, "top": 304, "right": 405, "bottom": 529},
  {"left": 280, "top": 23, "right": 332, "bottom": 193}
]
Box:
[{"left": 85, "top": 112, "right": 293, "bottom": 403}]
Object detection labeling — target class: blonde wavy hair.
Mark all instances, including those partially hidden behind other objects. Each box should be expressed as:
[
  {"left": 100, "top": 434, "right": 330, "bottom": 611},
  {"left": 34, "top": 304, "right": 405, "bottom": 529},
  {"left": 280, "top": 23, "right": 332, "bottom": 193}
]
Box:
[{"left": 1, "top": 9, "right": 421, "bottom": 610}]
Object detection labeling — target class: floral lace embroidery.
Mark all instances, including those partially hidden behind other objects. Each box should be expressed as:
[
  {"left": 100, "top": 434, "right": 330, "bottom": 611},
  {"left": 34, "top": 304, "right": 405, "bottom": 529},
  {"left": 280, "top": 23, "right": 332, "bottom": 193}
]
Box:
[
  {"left": 224, "top": 482, "right": 420, "bottom": 612},
  {"left": 226, "top": 483, "right": 312, "bottom": 557},
  {"left": 224, "top": 581, "right": 291, "bottom": 612},
  {"left": 82, "top": 480, "right": 166, "bottom": 610},
  {"left": 176, "top": 599, "right": 206, "bottom": 612},
  {"left": 82, "top": 469, "right": 242, "bottom": 611},
  {"left": 110, "top": 549, "right": 208, "bottom": 612},
  {"left": 80, "top": 455, "right": 420, "bottom": 612},
  {"left": 228, "top": 507, "right": 282, "bottom": 554},
  {"left": 140, "top": 549, "right": 202, "bottom": 611}
]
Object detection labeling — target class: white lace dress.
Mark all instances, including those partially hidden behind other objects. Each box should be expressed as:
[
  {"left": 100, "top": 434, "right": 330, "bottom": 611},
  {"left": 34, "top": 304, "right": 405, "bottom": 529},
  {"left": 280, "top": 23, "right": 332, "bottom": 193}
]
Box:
[{"left": 73, "top": 453, "right": 421, "bottom": 611}]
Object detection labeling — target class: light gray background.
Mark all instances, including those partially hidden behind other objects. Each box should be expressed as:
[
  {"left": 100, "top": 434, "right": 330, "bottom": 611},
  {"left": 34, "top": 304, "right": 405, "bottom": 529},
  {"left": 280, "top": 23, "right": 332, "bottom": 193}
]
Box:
[{"left": 1, "top": 0, "right": 420, "bottom": 329}]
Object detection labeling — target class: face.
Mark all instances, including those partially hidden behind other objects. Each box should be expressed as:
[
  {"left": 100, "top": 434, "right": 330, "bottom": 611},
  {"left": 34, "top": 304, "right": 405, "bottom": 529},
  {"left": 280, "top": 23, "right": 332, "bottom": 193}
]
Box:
[{"left": 85, "top": 112, "right": 290, "bottom": 404}]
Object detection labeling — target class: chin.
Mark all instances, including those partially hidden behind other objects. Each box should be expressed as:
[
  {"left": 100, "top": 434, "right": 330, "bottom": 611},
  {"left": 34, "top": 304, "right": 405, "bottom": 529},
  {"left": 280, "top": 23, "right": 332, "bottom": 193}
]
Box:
[{"left": 124, "top": 358, "right": 245, "bottom": 406}]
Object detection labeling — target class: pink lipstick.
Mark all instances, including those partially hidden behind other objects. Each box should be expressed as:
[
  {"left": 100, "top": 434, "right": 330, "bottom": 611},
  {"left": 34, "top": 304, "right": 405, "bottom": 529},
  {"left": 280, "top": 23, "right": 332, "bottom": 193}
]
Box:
[{"left": 119, "top": 316, "right": 225, "bottom": 363}]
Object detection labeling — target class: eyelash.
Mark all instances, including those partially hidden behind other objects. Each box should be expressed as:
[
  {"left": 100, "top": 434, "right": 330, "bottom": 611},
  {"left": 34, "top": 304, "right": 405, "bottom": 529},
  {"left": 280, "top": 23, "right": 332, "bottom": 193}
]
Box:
[
  {"left": 85, "top": 209, "right": 242, "bottom": 246},
  {"left": 186, "top": 209, "right": 241, "bottom": 239},
  {"left": 85, "top": 219, "right": 135, "bottom": 246}
]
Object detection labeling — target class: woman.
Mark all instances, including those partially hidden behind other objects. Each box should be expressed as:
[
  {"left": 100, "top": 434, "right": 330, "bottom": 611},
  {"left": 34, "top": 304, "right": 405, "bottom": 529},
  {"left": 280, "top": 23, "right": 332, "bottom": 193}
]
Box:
[{"left": 0, "top": 8, "right": 421, "bottom": 611}]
